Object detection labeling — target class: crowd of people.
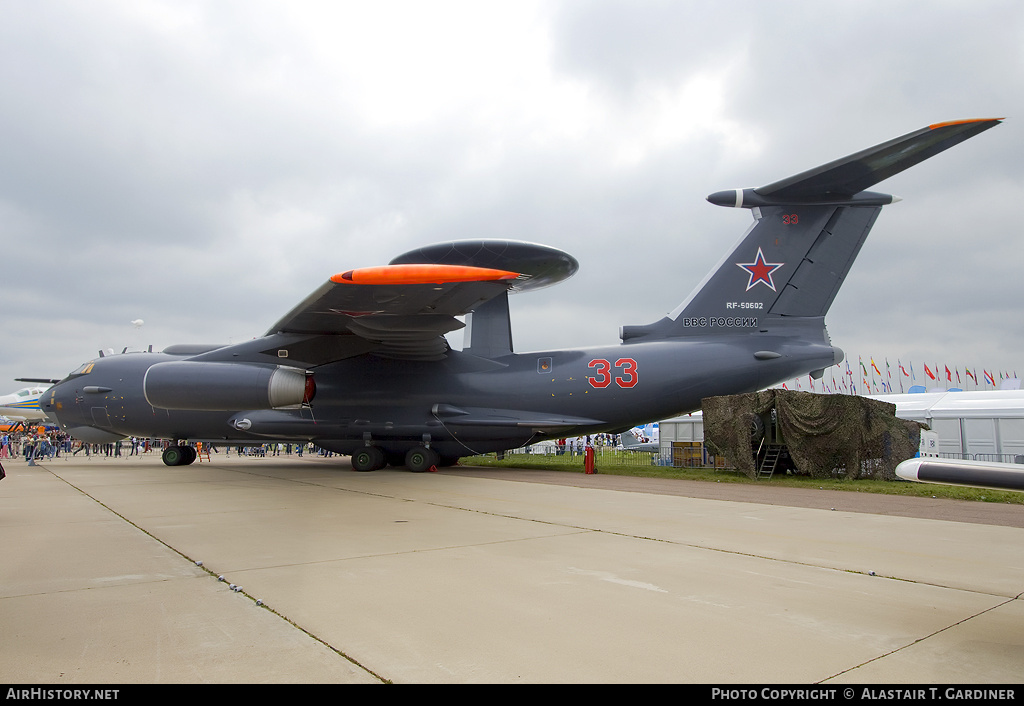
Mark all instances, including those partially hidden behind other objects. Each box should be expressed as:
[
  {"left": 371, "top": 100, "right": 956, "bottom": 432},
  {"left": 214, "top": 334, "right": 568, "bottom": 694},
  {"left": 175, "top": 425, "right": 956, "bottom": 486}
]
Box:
[
  {"left": 551, "top": 433, "right": 620, "bottom": 455},
  {"left": 0, "top": 428, "right": 337, "bottom": 462},
  {"left": 1, "top": 429, "right": 638, "bottom": 464},
  {"left": 0, "top": 429, "right": 154, "bottom": 461}
]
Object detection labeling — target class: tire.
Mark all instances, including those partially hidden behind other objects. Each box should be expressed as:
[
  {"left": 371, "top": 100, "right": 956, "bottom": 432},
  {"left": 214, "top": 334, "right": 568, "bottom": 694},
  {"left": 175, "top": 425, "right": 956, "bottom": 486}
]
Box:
[
  {"left": 405, "top": 446, "right": 439, "bottom": 473},
  {"left": 351, "top": 447, "right": 384, "bottom": 472},
  {"left": 162, "top": 446, "right": 184, "bottom": 466}
]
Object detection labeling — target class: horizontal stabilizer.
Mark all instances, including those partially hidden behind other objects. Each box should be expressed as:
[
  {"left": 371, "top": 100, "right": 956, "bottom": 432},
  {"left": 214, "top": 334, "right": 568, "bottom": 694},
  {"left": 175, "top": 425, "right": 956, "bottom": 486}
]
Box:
[{"left": 708, "top": 118, "right": 1002, "bottom": 208}]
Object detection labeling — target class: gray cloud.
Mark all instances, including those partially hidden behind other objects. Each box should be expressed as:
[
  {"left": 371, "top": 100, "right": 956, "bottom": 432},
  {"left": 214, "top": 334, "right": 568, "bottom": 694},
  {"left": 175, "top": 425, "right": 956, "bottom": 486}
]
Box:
[{"left": 2, "top": 0, "right": 1022, "bottom": 395}]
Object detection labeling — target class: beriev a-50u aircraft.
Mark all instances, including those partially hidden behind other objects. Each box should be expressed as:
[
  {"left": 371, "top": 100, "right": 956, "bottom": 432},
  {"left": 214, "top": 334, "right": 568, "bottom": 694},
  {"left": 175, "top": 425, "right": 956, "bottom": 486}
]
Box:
[{"left": 41, "top": 119, "right": 1001, "bottom": 470}]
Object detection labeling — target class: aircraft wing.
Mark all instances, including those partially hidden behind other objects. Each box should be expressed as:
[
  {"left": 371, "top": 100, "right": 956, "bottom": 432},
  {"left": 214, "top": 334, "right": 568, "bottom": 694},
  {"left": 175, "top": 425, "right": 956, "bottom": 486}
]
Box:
[
  {"left": 188, "top": 240, "right": 579, "bottom": 366},
  {"left": 263, "top": 264, "right": 521, "bottom": 361}
]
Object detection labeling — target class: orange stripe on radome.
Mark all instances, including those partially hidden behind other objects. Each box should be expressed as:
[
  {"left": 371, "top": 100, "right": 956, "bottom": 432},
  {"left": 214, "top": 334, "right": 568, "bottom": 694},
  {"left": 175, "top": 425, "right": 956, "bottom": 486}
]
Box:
[
  {"left": 928, "top": 118, "right": 1003, "bottom": 130},
  {"left": 331, "top": 263, "right": 520, "bottom": 286}
]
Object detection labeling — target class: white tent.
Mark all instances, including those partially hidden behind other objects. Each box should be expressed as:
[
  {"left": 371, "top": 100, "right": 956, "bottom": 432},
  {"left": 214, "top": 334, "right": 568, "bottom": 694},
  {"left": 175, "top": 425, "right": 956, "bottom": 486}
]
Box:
[{"left": 870, "top": 390, "right": 1024, "bottom": 460}]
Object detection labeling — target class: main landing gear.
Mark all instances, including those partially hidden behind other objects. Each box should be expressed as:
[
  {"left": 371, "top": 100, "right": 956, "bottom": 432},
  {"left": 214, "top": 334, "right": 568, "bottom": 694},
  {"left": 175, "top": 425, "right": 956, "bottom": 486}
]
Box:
[
  {"left": 350, "top": 446, "right": 385, "bottom": 472},
  {"left": 162, "top": 444, "right": 197, "bottom": 466},
  {"left": 350, "top": 445, "right": 450, "bottom": 473},
  {"left": 404, "top": 446, "right": 439, "bottom": 473}
]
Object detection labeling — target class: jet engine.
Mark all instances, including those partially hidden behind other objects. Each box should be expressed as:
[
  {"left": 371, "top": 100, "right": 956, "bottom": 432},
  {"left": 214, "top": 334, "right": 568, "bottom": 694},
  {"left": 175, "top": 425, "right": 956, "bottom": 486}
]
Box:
[{"left": 142, "top": 362, "right": 312, "bottom": 411}]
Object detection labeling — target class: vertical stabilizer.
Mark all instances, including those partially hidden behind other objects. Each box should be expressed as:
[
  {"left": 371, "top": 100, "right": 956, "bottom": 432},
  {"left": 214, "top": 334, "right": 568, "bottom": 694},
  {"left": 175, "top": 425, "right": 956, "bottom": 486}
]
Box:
[{"left": 621, "top": 119, "right": 1001, "bottom": 342}]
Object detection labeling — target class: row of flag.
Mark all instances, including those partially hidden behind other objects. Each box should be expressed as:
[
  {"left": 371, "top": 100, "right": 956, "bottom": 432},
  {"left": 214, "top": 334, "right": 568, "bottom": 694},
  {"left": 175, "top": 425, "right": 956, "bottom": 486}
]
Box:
[{"left": 780, "top": 357, "right": 1019, "bottom": 396}]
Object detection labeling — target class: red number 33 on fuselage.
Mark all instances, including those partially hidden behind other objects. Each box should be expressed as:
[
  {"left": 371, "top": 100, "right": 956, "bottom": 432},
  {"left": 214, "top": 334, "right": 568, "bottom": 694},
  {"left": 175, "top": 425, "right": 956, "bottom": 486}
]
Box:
[{"left": 587, "top": 358, "right": 639, "bottom": 388}]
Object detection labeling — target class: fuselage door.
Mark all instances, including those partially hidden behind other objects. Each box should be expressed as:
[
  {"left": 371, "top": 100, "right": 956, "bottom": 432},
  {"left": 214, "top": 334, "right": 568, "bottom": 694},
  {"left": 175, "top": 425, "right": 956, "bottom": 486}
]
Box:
[{"left": 91, "top": 407, "right": 111, "bottom": 428}]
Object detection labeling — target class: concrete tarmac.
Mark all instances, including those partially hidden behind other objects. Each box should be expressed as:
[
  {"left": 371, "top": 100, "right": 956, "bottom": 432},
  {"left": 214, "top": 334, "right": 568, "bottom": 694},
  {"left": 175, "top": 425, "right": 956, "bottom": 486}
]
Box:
[{"left": 1, "top": 452, "right": 1022, "bottom": 684}]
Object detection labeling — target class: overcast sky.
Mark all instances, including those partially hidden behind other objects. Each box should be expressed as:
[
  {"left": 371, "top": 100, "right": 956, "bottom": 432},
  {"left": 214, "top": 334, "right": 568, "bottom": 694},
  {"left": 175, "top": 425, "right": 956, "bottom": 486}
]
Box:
[{"left": 2, "top": 0, "right": 1022, "bottom": 396}]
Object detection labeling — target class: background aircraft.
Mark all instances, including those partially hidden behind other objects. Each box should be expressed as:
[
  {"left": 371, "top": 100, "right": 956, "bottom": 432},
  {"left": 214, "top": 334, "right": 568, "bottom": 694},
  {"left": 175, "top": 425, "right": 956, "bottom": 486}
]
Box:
[
  {"left": 0, "top": 379, "right": 57, "bottom": 422},
  {"left": 620, "top": 428, "right": 659, "bottom": 453},
  {"left": 896, "top": 457, "right": 1024, "bottom": 492},
  {"left": 40, "top": 119, "right": 1001, "bottom": 471}
]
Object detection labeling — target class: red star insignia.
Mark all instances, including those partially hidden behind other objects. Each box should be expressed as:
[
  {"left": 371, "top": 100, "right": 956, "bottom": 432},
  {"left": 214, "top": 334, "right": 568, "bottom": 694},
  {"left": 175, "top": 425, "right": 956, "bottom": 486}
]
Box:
[{"left": 736, "top": 248, "right": 784, "bottom": 291}]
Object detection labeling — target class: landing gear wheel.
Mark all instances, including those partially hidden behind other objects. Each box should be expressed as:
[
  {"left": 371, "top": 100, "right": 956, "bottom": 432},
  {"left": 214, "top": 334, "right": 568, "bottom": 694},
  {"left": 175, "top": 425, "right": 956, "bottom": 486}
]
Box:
[
  {"left": 405, "top": 446, "right": 439, "bottom": 473},
  {"left": 162, "top": 446, "right": 184, "bottom": 466},
  {"left": 163, "top": 445, "right": 198, "bottom": 466},
  {"left": 351, "top": 447, "right": 385, "bottom": 472}
]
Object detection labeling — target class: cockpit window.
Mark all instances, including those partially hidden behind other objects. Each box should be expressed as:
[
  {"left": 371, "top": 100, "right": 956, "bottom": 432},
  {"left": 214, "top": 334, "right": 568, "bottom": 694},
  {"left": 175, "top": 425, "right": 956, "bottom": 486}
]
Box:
[{"left": 70, "top": 362, "right": 95, "bottom": 376}]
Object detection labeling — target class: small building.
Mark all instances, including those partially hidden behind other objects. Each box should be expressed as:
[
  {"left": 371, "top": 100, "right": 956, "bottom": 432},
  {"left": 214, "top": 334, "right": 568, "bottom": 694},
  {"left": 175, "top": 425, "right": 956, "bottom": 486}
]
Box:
[{"left": 658, "top": 413, "right": 713, "bottom": 467}]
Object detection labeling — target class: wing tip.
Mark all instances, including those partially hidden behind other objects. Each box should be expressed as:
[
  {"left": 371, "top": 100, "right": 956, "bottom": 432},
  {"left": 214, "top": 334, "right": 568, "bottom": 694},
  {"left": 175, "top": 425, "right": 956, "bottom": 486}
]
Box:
[{"left": 928, "top": 117, "right": 1004, "bottom": 130}]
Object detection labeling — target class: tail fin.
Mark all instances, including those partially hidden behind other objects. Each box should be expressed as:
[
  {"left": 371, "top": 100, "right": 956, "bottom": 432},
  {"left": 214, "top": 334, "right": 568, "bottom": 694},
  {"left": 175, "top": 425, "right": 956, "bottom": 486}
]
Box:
[
  {"left": 620, "top": 428, "right": 643, "bottom": 446},
  {"left": 620, "top": 428, "right": 657, "bottom": 451},
  {"left": 620, "top": 432, "right": 638, "bottom": 448},
  {"left": 621, "top": 119, "right": 1001, "bottom": 341}
]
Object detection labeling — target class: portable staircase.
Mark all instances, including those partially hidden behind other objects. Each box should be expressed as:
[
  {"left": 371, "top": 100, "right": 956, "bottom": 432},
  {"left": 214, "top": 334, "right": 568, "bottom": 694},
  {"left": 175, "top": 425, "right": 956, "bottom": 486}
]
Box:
[
  {"left": 757, "top": 442, "right": 786, "bottom": 479},
  {"left": 752, "top": 408, "right": 789, "bottom": 479}
]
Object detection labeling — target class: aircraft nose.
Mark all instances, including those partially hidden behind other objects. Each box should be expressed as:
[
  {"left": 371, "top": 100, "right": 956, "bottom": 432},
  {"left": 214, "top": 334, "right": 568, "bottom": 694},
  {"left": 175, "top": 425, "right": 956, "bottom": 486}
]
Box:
[{"left": 40, "top": 382, "right": 69, "bottom": 424}]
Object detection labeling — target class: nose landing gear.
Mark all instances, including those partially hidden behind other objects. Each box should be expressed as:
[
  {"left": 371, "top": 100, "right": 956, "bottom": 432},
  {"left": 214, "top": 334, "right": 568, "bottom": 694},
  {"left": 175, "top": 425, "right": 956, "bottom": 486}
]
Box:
[{"left": 162, "top": 444, "right": 197, "bottom": 466}]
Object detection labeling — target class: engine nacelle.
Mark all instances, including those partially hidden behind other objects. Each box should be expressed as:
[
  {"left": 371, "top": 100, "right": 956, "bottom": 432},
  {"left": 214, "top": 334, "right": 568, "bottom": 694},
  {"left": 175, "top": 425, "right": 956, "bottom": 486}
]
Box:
[{"left": 143, "top": 362, "right": 312, "bottom": 411}]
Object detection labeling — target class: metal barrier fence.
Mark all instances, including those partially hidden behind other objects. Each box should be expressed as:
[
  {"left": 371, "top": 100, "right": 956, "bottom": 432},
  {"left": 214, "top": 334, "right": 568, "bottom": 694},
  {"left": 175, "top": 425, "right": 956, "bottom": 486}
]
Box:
[
  {"left": 486, "top": 447, "right": 1024, "bottom": 472},
  {"left": 498, "top": 444, "right": 726, "bottom": 469},
  {"left": 503, "top": 445, "right": 669, "bottom": 468}
]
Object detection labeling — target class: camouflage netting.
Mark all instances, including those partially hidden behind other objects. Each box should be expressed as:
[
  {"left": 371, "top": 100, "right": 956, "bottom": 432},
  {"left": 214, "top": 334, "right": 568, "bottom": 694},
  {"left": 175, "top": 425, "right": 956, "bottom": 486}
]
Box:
[{"left": 702, "top": 390, "right": 925, "bottom": 480}]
